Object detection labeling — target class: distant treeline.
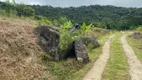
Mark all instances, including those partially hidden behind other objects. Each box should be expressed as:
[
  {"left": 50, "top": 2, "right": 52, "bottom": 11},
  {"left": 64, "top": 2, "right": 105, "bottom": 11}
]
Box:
[
  {"left": 1, "top": 1, "right": 142, "bottom": 30},
  {"left": 0, "top": 1, "right": 35, "bottom": 17},
  {"left": 30, "top": 5, "right": 142, "bottom": 30}
]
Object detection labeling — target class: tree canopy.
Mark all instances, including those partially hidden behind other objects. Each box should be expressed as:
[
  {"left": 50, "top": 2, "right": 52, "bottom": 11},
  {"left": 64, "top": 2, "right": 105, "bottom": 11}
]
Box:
[
  {"left": 31, "top": 5, "right": 142, "bottom": 30},
  {"left": 1, "top": 1, "right": 142, "bottom": 30}
]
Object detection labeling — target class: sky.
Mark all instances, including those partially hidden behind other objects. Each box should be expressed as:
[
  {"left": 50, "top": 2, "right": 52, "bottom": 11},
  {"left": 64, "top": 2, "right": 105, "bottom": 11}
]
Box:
[{"left": 1, "top": 0, "right": 142, "bottom": 7}]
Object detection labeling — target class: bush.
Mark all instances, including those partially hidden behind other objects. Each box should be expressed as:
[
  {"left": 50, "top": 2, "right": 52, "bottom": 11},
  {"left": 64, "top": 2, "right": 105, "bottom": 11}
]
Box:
[
  {"left": 136, "top": 25, "right": 142, "bottom": 31},
  {"left": 59, "top": 21, "right": 92, "bottom": 50},
  {"left": 1, "top": 1, "right": 35, "bottom": 17},
  {"left": 35, "top": 16, "right": 52, "bottom": 25},
  {"left": 16, "top": 4, "right": 35, "bottom": 17}
]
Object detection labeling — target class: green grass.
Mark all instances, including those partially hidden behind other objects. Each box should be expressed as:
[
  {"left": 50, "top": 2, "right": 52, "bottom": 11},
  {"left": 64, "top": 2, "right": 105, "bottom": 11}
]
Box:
[
  {"left": 74, "top": 32, "right": 115, "bottom": 80},
  {"left": 102, "top": 33, "right": 130, "bottom": 80},
  {"left": 127, "top": 35, "right": 142, "bottom": 61},
  {"left": 45, "top": 32, "right": 114, "bottom": 80}
]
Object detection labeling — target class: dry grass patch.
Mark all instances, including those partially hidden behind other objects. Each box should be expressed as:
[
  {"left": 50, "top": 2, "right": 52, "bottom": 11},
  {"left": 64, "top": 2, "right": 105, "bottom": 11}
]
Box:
[{"left": 0, "top": 19, "right": 53, "bottom": 80}]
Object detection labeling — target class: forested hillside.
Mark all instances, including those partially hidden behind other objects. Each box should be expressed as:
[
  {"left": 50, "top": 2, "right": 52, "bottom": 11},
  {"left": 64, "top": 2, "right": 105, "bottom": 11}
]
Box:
[
  {"left": 0, "top": 1, "right": 142, "bottom": 30},
  {"left": 31, "top": 5, "right": 142, "bottom": 30}
]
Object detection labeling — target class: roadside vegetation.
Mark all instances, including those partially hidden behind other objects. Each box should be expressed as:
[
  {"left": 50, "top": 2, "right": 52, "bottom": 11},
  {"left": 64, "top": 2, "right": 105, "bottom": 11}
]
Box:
[
  {"left": 45, "top": 30, "right": 113, "bottom": 80},
  {"left": 136, "top": 26, "right": 142, "bottom": 31},
  {"left": 102, "top": 33, "right": 130, "bottom": 80},
  {"left": 127, "top": 32, "right": 142, "bottom": 61},
  {"left": 59, "top": 21, "right": 92, "bottom": 50}
]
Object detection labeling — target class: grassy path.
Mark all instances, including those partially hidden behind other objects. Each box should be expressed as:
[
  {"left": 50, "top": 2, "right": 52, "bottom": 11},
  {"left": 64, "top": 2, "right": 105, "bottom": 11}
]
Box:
[
  {"left": 83, "top": 35, "right": 115, "bottom": 80},
  {"left": 102, "top": 33, "right": 130, "bottom": 80},
  {"left": 74, "top": 33, "right": 114, "bottom": 80},
  {"left": 121, "top": 34, "right": 142, "bottom": 80}
]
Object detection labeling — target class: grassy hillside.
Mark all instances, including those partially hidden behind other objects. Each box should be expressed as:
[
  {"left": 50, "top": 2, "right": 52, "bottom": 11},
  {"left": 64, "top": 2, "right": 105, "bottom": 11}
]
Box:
[
  {"left": 0, "top": 17, "right": 112, "bottom": 80},
  {"left": 0, "top": 18, "right": 53, "bottom": 80}
]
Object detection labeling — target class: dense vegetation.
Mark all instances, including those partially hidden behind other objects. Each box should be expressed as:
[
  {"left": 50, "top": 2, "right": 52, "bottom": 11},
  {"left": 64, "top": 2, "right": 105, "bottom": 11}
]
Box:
[
  {"left": 30, "top": 5, "right": 142, "bottom": 30},
  {"left": 0, "top": 1, "right": 35, "bottom": 17},
  {"left": 60, "top": 21, "right": 92, "bottom": 50},
  {"left": 1, "top": 1, "right": 142, "bottom": 30}
]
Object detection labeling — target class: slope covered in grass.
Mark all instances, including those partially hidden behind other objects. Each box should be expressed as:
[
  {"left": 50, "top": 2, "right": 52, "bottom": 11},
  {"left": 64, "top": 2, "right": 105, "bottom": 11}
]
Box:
[
  {"left": 127, "top": 32, "right": 142, "bottom": 62},
  {"left": 0, "top": 18, "right": 53, "bottom": 80},
  {"left": 0, "top": 17, "right": 112, "bottom": 80}
]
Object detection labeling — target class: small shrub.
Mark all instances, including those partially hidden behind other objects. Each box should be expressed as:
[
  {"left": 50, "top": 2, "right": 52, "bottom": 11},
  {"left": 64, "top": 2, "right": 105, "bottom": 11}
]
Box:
[
  {"left": 59, "top": 21, "right": 92, "bottom": 50},
  {"left": 136, "top": 25, "right": 142, "bottom": 31},
  {"left": 36, "top": 16, "right": 52, "bottom": 25}
]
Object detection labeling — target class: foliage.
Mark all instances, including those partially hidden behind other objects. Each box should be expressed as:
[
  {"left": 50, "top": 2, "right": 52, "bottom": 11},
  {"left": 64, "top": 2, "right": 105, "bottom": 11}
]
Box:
[
  {"left": 59, "top": 21, "right": 92, "bottom": 50},
  {"left": 1, "top": 1, "right": 142, "bottom": 30},
  {"left": 81, "top": 22, "right": 92, "bottom": 35},
  {"left": 35, "top": 15, "right": 52, "bottom": 25},
  {"left": 136, "top": 25, "right": 142, "bottom": 31},
  {"left": 58, "top": 17, "right": 68, "bottom": 25},
  {"left": 47, "top": 30, "right": 112, "bottom": 80},
  {"left": 31, "top": 5, "right": 142, "bottom": 30},
  {"left": 59, "top": 21, "right": 74, "bottom": 50},
  {"left": 16, "top": 4, "right": 35, "bottom": 17},
  {"left": 0, "top": 1, "right": 35, "bottom": 17}
]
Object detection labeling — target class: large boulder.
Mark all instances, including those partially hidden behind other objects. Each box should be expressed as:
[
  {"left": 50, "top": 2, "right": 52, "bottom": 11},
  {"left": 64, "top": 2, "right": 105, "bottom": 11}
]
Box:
[
  {"left": 34, "top": 26, "right": 99, "bottom": 63},
  {"left": 34, "top": 26, "right": 75, "bottom": 61},
  {"left": 34, "top": 26, "right": 60, "bottom": 60},
  {"left": 81, "top": 37, "right": 99, "bottom": 49},
  {"left": 74, "top": 39, "right": 89, "bottom": 63}
]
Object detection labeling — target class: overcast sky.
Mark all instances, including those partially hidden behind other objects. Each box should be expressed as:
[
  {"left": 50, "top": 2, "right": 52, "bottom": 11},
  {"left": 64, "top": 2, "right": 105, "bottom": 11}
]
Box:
[{"left": 1, "top": 0, "right": 142, "bottom": 7}]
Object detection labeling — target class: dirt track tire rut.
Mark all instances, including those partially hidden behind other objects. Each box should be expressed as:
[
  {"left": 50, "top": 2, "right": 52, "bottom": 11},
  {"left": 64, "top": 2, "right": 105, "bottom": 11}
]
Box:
[
  {"left": 83, "top": 35, "right": 115, "bottom": 80},
  {"left": 121, "top": 34, "right": 142, "bottom": 80}
]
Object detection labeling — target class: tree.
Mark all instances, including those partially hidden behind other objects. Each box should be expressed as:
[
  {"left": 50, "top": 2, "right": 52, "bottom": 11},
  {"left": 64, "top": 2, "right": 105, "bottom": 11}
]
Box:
[
  {"left": 16, "top": 4, "right": 35, "bottom": 17},
  {"left": 23, "top": 6, "right": 35, "bottom": 17},
  {"left": 31, "top": 4, "right": 142, "bottom": 30}
]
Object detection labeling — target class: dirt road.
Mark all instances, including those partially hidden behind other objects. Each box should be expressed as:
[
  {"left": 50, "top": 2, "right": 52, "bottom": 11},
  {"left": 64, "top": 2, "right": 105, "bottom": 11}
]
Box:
[
  {"left": 83, "top": 35, "right": 115, "bottom": 80},
  {"left": 121, "top": 34, "right": 142, "bottom": 80}
]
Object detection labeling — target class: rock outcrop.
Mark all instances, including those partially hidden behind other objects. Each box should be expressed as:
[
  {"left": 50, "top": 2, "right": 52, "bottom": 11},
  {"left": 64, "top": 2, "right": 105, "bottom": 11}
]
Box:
[
  {"left": 34, "top": 26, "right": 99, "bottom": 62},
  {"left": 34, "top": 26, "right": 60, "bottom": 60},
  {"left": 74, "top": 40, "right": 89, "bottom": 63},
  {"left": 34, "top": 26, "right": 74, "bottom": 61}
]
